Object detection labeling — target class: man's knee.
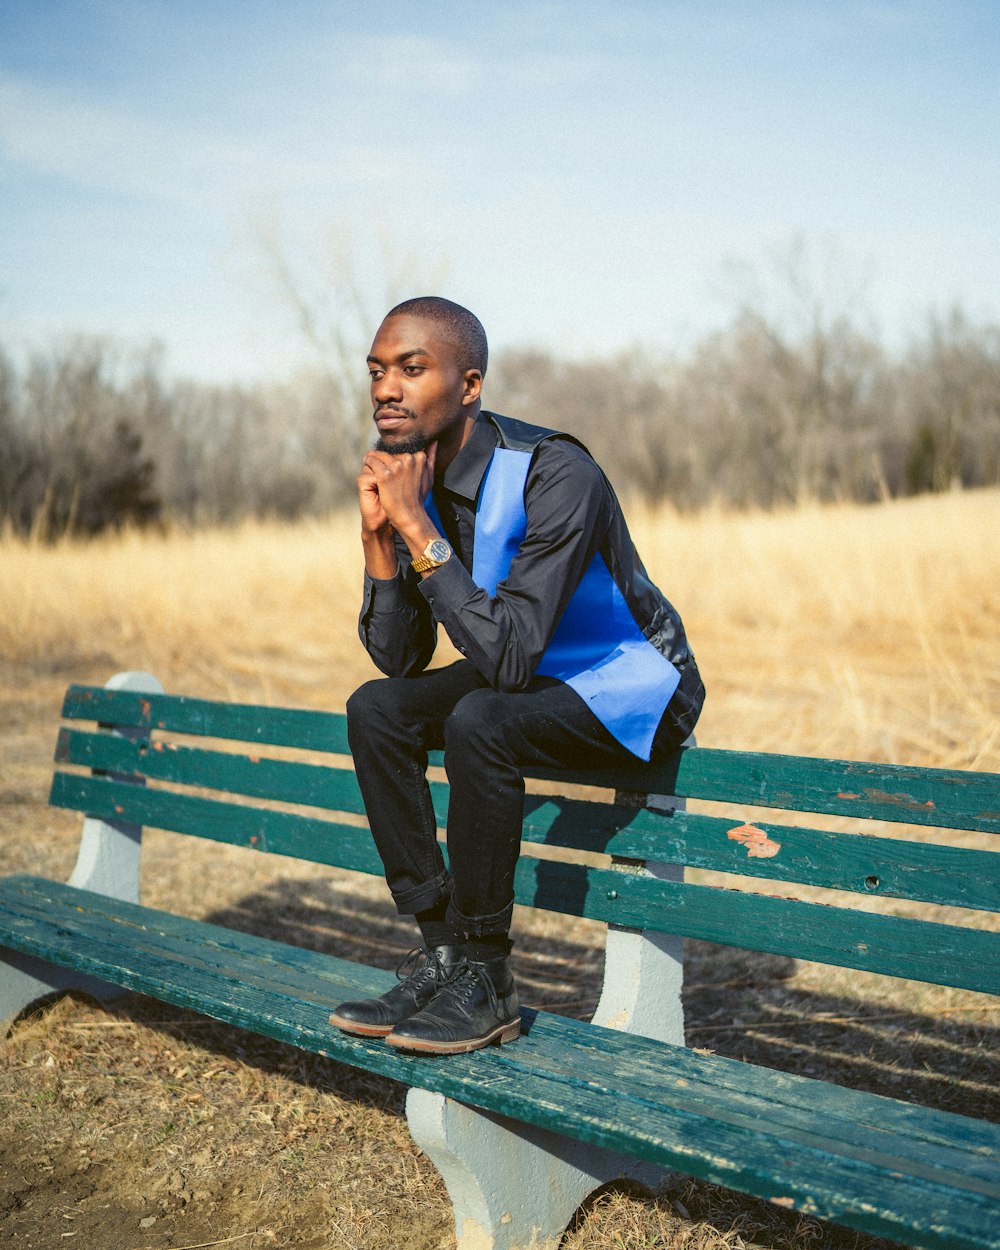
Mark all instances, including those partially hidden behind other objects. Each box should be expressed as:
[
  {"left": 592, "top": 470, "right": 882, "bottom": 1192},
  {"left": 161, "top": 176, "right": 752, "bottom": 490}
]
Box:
[
  {"left": 346, "top": 678, "right": 377, "bottom": 723},
  {"left": 346, "top": 678, "right": 404, "bottom": 748},
  {"left": 444, "top": 688, "right": 514, "bottom": 763}
]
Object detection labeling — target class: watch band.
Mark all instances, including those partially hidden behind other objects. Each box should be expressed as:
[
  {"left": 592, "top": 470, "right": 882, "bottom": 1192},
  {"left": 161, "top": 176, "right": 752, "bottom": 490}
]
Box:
[{"left": 411, "top": 538, "right": 452, "bottom": 574}]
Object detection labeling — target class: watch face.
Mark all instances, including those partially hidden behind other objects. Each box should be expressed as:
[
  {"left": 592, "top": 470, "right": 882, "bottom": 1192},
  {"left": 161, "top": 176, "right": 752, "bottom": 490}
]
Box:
[{"left": 428, "top": 539, "right": 451, "bottom": 562}]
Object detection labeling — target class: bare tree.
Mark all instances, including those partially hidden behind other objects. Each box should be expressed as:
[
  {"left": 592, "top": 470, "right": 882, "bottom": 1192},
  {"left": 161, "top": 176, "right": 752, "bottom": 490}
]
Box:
[
  {"left": 5, "top": 337, "right": 161, "bottom": 538},
  {"left": 898, "top": 308, "right": 1000, "bottom": 494}
]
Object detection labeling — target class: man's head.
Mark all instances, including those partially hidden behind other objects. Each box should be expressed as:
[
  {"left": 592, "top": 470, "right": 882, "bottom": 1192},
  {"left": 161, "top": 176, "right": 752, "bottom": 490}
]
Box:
[
  {"left": 384, "top": 297, "right": 488, "bottom": 376},
  {"left": 368, "top": 297, "right": 486, "bottom": 458}
]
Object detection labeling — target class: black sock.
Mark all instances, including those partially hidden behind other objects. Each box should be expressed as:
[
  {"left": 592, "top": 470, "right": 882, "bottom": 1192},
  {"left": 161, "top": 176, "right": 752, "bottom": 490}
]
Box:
[
  {"left": 415, "top": 901, "right": 464, "bottom": 950},
  {"left": 464, "top": 934, "right": 512, "bottom": 962}
]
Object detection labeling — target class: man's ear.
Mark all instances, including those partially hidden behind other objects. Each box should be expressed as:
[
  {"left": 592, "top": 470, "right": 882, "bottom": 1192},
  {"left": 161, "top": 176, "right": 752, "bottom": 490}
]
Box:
[{"left": 461, "top": 369, "right": 483, "bottom": 406}]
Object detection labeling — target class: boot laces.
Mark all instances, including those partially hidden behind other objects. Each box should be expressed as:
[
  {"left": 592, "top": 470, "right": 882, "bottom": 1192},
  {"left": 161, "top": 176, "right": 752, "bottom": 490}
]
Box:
[
  {"left": 394, "top": 947, "right": 452, "bottom": 991},
  {"left": 448, "top": 961, "right": 500, "bottom": 1014}
]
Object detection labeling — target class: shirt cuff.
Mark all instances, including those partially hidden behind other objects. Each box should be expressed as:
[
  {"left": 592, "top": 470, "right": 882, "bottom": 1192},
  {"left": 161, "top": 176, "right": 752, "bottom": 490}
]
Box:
[
  {"left": 363, "top": 568, "right": 409, "bottom": 611},
  {"left": 416, "top": 555, "right": 478, "bottom": 616}
]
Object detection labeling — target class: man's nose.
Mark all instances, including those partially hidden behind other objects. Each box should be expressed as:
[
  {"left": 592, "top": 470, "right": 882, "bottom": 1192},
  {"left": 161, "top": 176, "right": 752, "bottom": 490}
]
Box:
[{"left": 373, "top": 371, "right": 403, "bottom": 404}]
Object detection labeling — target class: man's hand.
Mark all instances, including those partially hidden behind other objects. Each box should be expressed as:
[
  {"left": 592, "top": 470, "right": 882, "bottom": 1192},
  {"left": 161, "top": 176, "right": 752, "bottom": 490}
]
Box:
[
  {"left": 357, "top": 442, "right": 440, "bottom": 579},
  {"left": 361, "top": 443, "right": 437, "bottom": 535},
  {"left": 357, "top": 460, "right": 392, "bottom": 537}
]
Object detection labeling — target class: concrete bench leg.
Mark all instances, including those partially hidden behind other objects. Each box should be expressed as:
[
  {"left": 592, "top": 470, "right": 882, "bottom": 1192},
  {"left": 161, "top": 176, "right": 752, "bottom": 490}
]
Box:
[
  {"left": 407, "top": 1081, "right": 671, "bottom": 1250},
  {"left": 407, "top": 789, "right": 686, "bottom": 1250},
  {"left": 0, "top": 671, "right": 162, "bottom": 1032},
  {"left": 0, "top": 949, "right": 134, "bottom": 1033}
]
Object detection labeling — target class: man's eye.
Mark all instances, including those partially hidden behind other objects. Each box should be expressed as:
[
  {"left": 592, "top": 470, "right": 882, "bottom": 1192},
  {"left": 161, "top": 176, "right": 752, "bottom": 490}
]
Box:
[
  {"left": 404, "top": 366, "right": 424, "bottom": 376},
  {"left": 369, "top": 370, "right": 383, "bottom": 380}
]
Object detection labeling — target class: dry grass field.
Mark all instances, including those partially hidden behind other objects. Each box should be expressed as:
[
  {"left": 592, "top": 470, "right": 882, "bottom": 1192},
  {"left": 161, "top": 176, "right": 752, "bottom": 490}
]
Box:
[{"left": 1, "top": 488, "right": 999, "bottom": 1250}]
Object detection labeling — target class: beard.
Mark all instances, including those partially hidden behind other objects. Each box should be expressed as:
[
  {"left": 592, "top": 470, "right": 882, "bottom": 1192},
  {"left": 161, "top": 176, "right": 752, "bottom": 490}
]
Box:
[
  {"left": 374, "top": 405, "right": 428, "bottom": 455},
  {"left": 375, "top": 433, "right": 429, "bottom": 455}
]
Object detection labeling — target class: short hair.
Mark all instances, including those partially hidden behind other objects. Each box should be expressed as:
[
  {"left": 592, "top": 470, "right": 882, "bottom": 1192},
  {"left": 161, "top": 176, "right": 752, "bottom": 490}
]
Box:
[{"left": 385, "top": 296, "right": 488, "bottom": 376}]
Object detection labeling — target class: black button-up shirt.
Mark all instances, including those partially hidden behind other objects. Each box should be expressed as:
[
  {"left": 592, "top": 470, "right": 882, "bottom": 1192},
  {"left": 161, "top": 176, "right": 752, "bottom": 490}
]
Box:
[{"left": 359, "top": 413, "right": 694, "bottom": 695}]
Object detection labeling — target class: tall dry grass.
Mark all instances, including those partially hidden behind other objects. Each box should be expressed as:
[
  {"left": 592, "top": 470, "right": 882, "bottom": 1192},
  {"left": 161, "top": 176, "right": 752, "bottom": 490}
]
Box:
[{"left": 2, "top": 488, "right": 998, "bottom": 770}]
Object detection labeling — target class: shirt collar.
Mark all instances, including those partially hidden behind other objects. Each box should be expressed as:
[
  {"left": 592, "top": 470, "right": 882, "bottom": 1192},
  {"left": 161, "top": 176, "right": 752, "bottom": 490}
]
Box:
[{"left": 438, "top": 414, "right": 500, "bottom": 503}]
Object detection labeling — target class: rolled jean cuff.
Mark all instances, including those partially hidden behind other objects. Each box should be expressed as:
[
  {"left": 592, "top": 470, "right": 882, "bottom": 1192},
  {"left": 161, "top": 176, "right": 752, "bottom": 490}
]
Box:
[
  {"left": 391, "top": 870, "right": 453, "bottom": 917},
  {"left": 446, "top": 896, "right": 514, "bottom": 939}
]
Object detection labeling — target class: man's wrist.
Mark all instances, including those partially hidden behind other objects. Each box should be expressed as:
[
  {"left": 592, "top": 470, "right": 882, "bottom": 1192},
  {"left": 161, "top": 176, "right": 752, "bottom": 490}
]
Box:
[{"left": 361, "top": 528, "right": 399, "bottom": 579}]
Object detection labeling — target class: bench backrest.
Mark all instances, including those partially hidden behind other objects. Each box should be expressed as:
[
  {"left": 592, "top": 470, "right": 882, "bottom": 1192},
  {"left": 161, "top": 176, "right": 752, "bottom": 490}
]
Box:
[{"left": 53, "top": 685, "right": 1000, "bottom": 997}]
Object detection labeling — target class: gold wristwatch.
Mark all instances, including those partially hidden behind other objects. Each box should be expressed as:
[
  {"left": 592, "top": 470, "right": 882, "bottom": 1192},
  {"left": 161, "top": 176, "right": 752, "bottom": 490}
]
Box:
[{"left": 410, "top": 537, "right": 452, "bottom": 574}]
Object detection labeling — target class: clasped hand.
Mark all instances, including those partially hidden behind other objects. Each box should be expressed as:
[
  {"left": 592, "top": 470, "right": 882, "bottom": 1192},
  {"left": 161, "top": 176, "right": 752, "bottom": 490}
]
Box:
[{"left": 357, "top": 443, "right": 438, "bottom": 537}]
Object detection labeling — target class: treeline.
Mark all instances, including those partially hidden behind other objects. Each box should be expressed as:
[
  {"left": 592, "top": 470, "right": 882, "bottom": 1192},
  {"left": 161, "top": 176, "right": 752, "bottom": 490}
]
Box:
[
  {"left": 0, "top": 339, "right": 369, "bottom": 537},
  {"left": 494, "top": 307, "right": 1000, "bottom": 509},
  {"left": 2, "top": 306, "right": 999, "bottom": 538}
]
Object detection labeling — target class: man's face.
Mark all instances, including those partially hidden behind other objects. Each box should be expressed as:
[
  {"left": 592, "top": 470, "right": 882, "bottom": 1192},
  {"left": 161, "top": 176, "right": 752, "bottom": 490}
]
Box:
[{"left": 367, "top": 314, "right": 480, "bottom": 454}]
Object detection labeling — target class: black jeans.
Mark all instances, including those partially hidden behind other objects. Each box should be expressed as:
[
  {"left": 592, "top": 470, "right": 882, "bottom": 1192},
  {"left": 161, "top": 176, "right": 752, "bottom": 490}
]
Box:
[{"left": 346, "top": 659, "right": 704, "bottom": 938}]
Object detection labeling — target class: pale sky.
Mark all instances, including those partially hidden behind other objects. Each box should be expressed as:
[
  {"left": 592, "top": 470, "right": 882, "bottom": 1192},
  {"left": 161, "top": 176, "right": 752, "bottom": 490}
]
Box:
[{"left": 1, "top": 0, "right": 998, "bottom": 382}]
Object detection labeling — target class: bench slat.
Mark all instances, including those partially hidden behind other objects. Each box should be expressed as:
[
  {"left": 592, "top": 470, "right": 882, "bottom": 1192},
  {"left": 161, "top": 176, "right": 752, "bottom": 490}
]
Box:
[
  {"left": 527, "top": 749, "right": 1000, "bottom": 834},
  {"left": 56, "top": 728, "right": 370, "bottom": 817},
  {"left": 49, "top": 773, "right": 1000, "bottom": 993},
  {"left": 49, "top": 772, "right": 386, "bottom": 877},
  {"left": 56, "top": 729, "right": 1000, "bottom": 912},
  {"left": 520, "top": 793, "right": 1000, "bottom": 912},
  {"left": 62, "top": 684, "right": 352, "bottom": 753},
  {"left": 2, "top": 875, "right": 997, "bottom": 1250},
  {"left": 512, "top": 855, "right": 1000, "bottom": 994},
  {"left": 63, "top": 685, "right": 1000, "bottom": 834}
]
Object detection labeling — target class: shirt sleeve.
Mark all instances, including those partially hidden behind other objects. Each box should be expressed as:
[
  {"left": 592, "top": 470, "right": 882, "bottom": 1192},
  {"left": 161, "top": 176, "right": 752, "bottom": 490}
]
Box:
[
  {"left": 358, "top": 548, "right": 438, "bottom": 677},
  {"left": 416, "top": 439, "right": 613, "bottom": 691}
]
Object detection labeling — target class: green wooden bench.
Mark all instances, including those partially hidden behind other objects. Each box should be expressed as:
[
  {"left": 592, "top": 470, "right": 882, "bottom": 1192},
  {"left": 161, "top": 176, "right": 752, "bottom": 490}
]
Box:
[{"left": 1, "top": 670, "right": 998, "bottom": 1250}]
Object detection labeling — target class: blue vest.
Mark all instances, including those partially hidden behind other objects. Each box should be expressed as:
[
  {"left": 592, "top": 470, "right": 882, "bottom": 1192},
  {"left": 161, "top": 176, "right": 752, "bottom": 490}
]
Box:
[{"left": 432, "top": 442, "right": 680, "bottom": 760}]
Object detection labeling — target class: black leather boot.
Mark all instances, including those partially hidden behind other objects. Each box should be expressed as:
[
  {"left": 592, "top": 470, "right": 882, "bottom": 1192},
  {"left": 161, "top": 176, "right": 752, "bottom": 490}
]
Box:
[
  {"left": 385, "top": 955, "right": 521, "bottom": 1054},
  {"left": 329, "top": 944, "right": 464, "bottom": 1037}
]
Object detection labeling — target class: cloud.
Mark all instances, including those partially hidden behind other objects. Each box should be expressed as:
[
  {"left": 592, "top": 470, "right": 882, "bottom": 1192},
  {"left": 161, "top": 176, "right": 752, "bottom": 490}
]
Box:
[
  {"left": 0, "top": 72, "right": 380, "bottom": 212},
  {"left": 337, "top": 35, "right": 482, "bottom": 95},
  {"left": 335, "top": 32, "right": 608, "bottom": 98},
  {"left": 0, "top": 74, "right": 232, "bottom": 207}
]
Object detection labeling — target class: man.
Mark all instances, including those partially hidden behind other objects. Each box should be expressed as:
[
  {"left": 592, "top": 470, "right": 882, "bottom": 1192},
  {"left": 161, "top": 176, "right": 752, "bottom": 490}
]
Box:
[{"left": 329, "top": 297, "right": 704, "bottom": 1056}]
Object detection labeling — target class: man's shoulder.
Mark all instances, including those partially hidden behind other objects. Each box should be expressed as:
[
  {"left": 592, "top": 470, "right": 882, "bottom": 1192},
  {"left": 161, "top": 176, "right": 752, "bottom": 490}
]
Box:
[
  {"left": 485, "top": 411, "right": 590, "bottom": 458},
  {"left": 482, "top": 414, "right": 611, "bottom": 508}
]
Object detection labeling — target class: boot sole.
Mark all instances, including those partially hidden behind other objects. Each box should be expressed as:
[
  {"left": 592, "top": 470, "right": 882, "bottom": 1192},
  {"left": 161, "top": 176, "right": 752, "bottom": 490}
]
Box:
[
  {"left": 384, "top": 1017, "right": 522, "bottom": 1055},
  {"left": 328, "top": 1012, "right": 394, "bottom": 1038}
]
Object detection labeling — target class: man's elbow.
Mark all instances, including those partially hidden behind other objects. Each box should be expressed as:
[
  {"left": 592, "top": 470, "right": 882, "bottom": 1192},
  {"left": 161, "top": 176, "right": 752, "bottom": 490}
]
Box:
[
  {"left": 366, "top": 651, "right": 426, "bottom": 680},
  {"left": 493, "top": 663, "right": 539, "bottom": 695}
]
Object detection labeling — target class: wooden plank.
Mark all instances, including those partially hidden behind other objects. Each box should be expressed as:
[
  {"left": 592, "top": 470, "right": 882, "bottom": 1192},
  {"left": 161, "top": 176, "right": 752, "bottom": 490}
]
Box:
[
  {"left": 56, "top": 728, "right": 369, "bottom": 817},
  {"left": 6, "top": 876, "right": 999, "bottom": 1168},
  {"left": 510, "top": 855, "right": 1000, "bottom": 993},
  {"left": 2, "top": 877, "right": 394, "bottom": 1006},
  {"left": 57, "top": 729, "right": 1000, "bottom": 913},
  {"left": 520, "top": 792, "right": 1000, "bottom": 912},
  {"left": 4, "top": 876, "right": 998, "bottom": 1177},
  {"left": 61, "top": 685, "right": 352, "bottom": 754},
  {"left": 1, "top": 876, "right": 997, "bottom": 1250},
  {"left": 48, "top": 772, "right": 386, "bottom": 877},
  {"left": 8, "top": 876, "right": 999, "bottom": 1168},
  {"left": 4, "top": 875, "right": 406, "bottom": 1005},
  {"left": 522, "top": 749, "right": 1000, "bottom": 835},
  {"left": 46, "top": 773, "right": 1000, "bottom": 992}
]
